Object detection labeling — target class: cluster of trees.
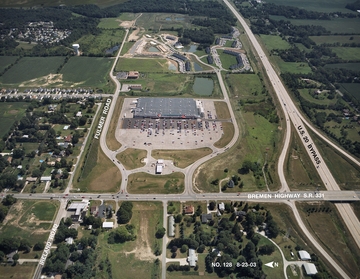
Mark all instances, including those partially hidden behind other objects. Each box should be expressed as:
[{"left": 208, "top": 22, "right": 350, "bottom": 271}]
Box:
[
  {"left": 167, "top": 264, "right": 191, "bottom": 272},
  {"left": 116, "top": 201, "right": 133, "bottom": 224},
  {"left": 43, "top": 243, "right": 70, "bottom": 274},
  {"left": 107, "top": 224, "right": 136, "bottom": 244},
  {"left": 346, "top": 0, "right": 360, "bottom": 11},
  {"left": 0, "top": 195, "right": 16, "bottom": 223},
  {"left": 192, "top": 18, "right": 233, "bottom": 35},
  {"left": 64, "top": 246, "right": 97, "bottom": 278},
  {"left": 0, "top": 236, "right": 33, "bottom": 262},
  {"left": 54, "top": 220, "right": 78, "bottom": 244}
]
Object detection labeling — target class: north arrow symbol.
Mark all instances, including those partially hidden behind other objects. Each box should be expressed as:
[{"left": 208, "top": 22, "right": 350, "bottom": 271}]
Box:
[{"left": 264, "top": 261, "right": 274, "bottom": 268}]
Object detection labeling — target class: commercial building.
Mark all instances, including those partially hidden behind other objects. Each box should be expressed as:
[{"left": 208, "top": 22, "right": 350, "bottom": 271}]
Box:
[
  {"left": 133, "top": 98, "right": 200, "bottom": 119},
  {"left": 67, "top": 200, "right": 89, "bottom": 222}
]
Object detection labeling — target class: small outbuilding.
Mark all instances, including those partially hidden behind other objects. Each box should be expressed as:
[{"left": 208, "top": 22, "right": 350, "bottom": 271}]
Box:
[
  {"left": 298, "top": 250, "right": 311, "bottom": 261},
  {"left": 102, "top": 222, "right": 114, "bottom": 229}
]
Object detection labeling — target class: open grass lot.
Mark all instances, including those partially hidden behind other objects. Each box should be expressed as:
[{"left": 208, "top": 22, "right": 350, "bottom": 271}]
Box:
[
  {"left": 330, "top": 47, "right": 360, "bottom": 60},
  {"left": 98, "top": 17, "right": 123, "bottom": 29},
  {"left": 120, "top": 41, "right": 135, "bottom": 55},
  {"left": 0, "top": 102, "right": 28, "bottom": 138},
  {"left": 297, "top": 202, "right": 360, "bottom": 277},
  {"left": 74, "top": 140, "right": 121, "bottom": 193},
  {"left": 106, "top": 96, "right": 123, "bottom": 151},
  {"left": 76, "top": 29, "right": 125, "bottom": 56},
  {"left": 0, "top": 57, "right": 64, "bottom": 86},
  {"left": 272, "top": 56, "right": 312, "bottom": 74},
  {"left": 214, "top": 101, "right": 231, "bottom": 119},
  {"left": 96, "top": 202, "right": 161, "bottom": 279},
  {"left": 339, "top": 83, "right": 360, "bottom": 101},
  {"left": 60, "top": 57, "right": 114, "bottom": 91},
  {"left": 116, "top": 148, "right": 147, "bottom": 169},
  {"left": 0, "top": 56, "right": 18, "bottom": 73},
  {"left": 0, "top": 0, "right": 127, "bottom": 8},
  {"left": 285, "top": 127, "right": 324, "bottom": 191},
  {"left": 298, "top": 89, "right": 337, "bottom": 106},
  {"left": 219, "top": 50, "right": 239, "bottom": 70},
  {"left": 127, "top": 172, "right": 184, "bottom": 194},
  {"left": 19, "top": 201, "right": 57, "bottom": 224},
  {"left": 308, "top": 130, "right": 360, "bottom": 190},
  {"left": 270, "top": 15, "right": 360, "bottom": 34},
  {"left": 0, "top": 264, "right": 36, "bottom": 279},
  {"left": 226, "top": 73, "right": 264, "bottom": 99},
  {"left": 213, "top": 122, "right": 234, "bottom": 148},
  {"left": 135, "top": 13, "right": 193, "bottom": 31},
  {"left": 116, "top": 58, "right": 172, "bottom": 73},
  {"left": 310, "top": 35, "right": 360, "bottom": 45},
  {"left": 259, "top": 34, "right": 291, "bottom": 51},
  {"left": 286, "top": 265, "right": 301, "bottom": 279},
  {"left": 151, "top": 148, "right": 212, "bottom": 168},
  {"left": 266, "top": 0, "right": 358, "bottom": 13},
  {"left": 257, "top": 236, "right": 284, "bottom": 278},
  {"left": 325, "top": 62, "right": 360, "bottom": 72}
]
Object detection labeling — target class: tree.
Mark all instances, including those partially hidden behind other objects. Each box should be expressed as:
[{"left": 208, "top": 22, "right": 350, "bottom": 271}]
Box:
[
  {"left": 175, "top": 214, "right": 182, "bottom": 223},
  {"left": 198, "top": 244, "right": 206, "bottom": 253},
  {"left": 180, "top": 244, "right": 187, "bottom": 253},
  {"left": 116, "top": 202, "right": 133, "bottom": 224},
  {"left": 2, "top": 195, "right": 17, "bottom": 206},
  {"left": 155, "top": 227, "right": 166, "bottom": 239},
  {"left": 0, "top": 204, "right": 9, "bottom": 223},
  {"left": 259, "top": 244, "right": 275, "bottom": 255},
  {"left": 34, "top": 242, "right": 45, "bottom": 251},
  {"left": 209, "top": 201, "right": 216, "bottom": 210},
  {"left": 12, "top": 253, "right": 19, "bottom": 263}
]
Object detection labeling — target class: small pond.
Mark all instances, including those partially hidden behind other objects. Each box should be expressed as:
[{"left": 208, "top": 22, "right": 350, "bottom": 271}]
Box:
[
  {"left": 192, "top": 77, "right": 214, "bottom": 96},
  {"left": 148, "top": 46, "right": 159, "bottom": 52}
]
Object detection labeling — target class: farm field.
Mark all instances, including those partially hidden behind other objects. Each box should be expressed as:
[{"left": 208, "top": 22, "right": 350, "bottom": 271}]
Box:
[
  {"left": 270, "top": 15, "right": 360, "bottom": 34},
  {"left": 0, "top": 102, "right": 28, "bottom": 138},
  {"left": 97, "top": 202, "right": 162, "bottom": 279},
  {"left": 226, "top": 73, "right": 264, "bottom": 98},
  {"left": 297, "top": 202, "right": 360, "bottom": 277},
  {"left": 0, "top": 56, "right": 18, "bottom": 73},
  {"left": 116, "top": 148, "right": 147, "bottom": 169},
  {"left": 75, "top": 29, "right": 125, "bottom": 56},
  {"left": 60, "top": 57, "right": 114, "bottom": 90},
  {"left": 127, "top": 172, "right": 184, "bottom": 194},
  {"left": 330, "top": 47, "right": 360, "bottom": 60},
  {"left": 0, "top": 57, "right": 64, "bottom": 86},
  {"left": 151, "top": 148, "right": 212, "bottom": 168},
  {"left": 0, "top": 0, "right": 127, "bottom": 8},
  {"left": 259, "top": 34, "right": 291, "bottom": 50},
  {"left": 135, "top": 13, "right": 194, "bottom": 31},
  {"left": 310, "top": 35, "right": 360, "bottom": 45},
  {"left": 265, "top": 0, "right": 358, "bottom": 13},
  {"left": 324, "top": 63, "right": 360, "bottom": 71},
  {"left": 339, "top": 83, "right": 360, "bottom": 101},
  {"left": 116, "top": 58, "right": 172, "bottom": 73},
  {"left": 98, "top": 17, "right": 123, "bottom": 29}
]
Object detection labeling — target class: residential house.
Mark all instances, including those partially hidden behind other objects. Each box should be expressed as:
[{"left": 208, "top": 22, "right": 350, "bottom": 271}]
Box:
[{"left": 183, "top": 205, "right": 194, "bottom": 215}]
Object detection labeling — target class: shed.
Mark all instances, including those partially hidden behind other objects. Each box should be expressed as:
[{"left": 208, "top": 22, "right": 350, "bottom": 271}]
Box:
[
  {"left": 40, "top": 176, "right": 52, "bottom": 182},
  {"left": 303, "top": 262, "right": 318, "bottom": 275},
  {"left": 102, "top": 222, "right": 114, "bottom": 229},
  {"left": 298, "top": 250, "right": 311, "bottom": 261}
]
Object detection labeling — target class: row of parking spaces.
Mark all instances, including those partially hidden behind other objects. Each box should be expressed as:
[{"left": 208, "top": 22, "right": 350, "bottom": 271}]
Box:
[{"left": 122, "top": 118, "right": 223, "bottom": 132}]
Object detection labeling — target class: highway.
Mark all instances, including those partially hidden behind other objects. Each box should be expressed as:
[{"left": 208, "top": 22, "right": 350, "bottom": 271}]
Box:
[{"left": 222, "top": 0, "right": 359, "bottom": 278}]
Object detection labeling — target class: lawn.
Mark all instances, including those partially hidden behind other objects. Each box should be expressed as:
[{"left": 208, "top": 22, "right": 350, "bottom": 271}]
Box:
[
  {"left": 331, "top": 47, "right": 360, "bottom": 60},
  {"left": 116, "top": 148, "right": 147, "bottom": 169},
  {"left": 259, "top": 34, "right": 291, "bottom": 51},
  {"left": 272, "top": 56, "right": 312, "bottom": 74},
  {"left": 257, "top": 236, "right": 284, "bottom": 279},
  {"left": 0, "top": 56, "right": 65, "bottom": 85},
  {"left": 115, "top": 58, "right": 172, "bottom": 73},
  {"left": 75, "top": 29, "right": 125, "bottom": 56},
  {"left": 98, "top": 17, "right": 123, "bottom": 29},
  {"left": 297, "top": 202, "right": 360, "bottom": 277},
  {"left": 213, "top": 122, "right": 234, "bottom": 148},
  {"left": 219, "top": 50, "right": 239, "bottom": 70},
  {"left": 226, "top": 72, "right": 264, "bottom": 99},
  {"left": 214, "top": 101, "right": 231, "bottom": 119},
  {"left": 0, "top": 56, "right": 18, "bottom": 73},
  {"left": 60, "top": 57, "right": 114, "bottom": 91},
  {"left": 0, "top": 264, "right": 36, "bottom": 279},
  {"left": 151, "top": 148, "right": 212, "bottom": 168},
  {"left": 106, "top": 96, "right": 123, "bottom": 151},
  {"left": 298, "top": 89, "right": 337, "bottom": 106},
  {"left": 18, "top": 201, "right": 58, "bottom": 224},
  {"left": 310, "top": 35, "right": 360, "bottom": 45},
  {"left": 127, "top": 172, "right": 184, "bottom": 194},
  {"left": 0, "top": 102, "right": 28, "bottom": 138}
]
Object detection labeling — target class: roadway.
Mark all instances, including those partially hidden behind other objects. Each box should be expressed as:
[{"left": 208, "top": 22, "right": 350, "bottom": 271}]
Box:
[{"left": 222, "top": 0, "right": 358, "bottom": 278}]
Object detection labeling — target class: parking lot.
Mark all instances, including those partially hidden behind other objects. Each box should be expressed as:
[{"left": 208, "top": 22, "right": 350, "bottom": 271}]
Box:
[{"left": 116, "top": 98, "right": 226, "bottom": 150}]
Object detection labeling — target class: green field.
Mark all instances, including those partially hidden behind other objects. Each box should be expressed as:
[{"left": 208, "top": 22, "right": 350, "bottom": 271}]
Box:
[
  {"left": 266, "top": 0, "right": 358, "bottom": 13},
  {"left": 219, "top": 50, "right": 239, "bottom": 70},
  {"left": 270, "top": 16, "right": 360, "bottom": 34},
  {"left": 60, "top": 57, "right": 113, "bottom": 89},
  {"left": 116, "top": 58, "right": 172, "bottom": 72},
  {"left": 0, "top": 265, "right": 36, "bottom": 279},
  {"left": 135, "top": 13, "right": 193, "bottom": 32},
  {"left": 226, "top": 73, "right": 264, "bottom": 98},
  {"left": 98, "top": 17, "right": 123, "bottom": 29},
  {"left": 339, "top": 83, "right": 360, "bottom": 101},
  {"left": 116, "top": 148, "right": 147, "bottom": 169},
  {"left": 0, "top": 56, "right": 64, "bottom": 85},
  {"left": 310, "top": 35, "right": 360, "bottom": 45},
  {"left": 0, "top": 56, "right": 18, "bottom": 73},
  {"left": 128, "top": 172, "right": 184, "bottom": 194},
  {"left": 0, "top": 102, "right": 28, "bottom": 138},
  {"left": 324, "top": 63, "right": 360, "bottom": 71},
  {"left": 272, "top": 56, "right": 312, "bottom": 74},
  {"left": 258, "top": 236, "right": 284, "bottom": 279},
  {"left": 76, "top": 29, "right": 125, "bottom": 56},
  {"left": 0, "top": 0, "right": 127, "bottom": 8},
  {"left": 259, "top": 34, "right": 291, "bottom": 51},
  {"left": 331, "top": 47, "right": 360, "bottom": 60}
]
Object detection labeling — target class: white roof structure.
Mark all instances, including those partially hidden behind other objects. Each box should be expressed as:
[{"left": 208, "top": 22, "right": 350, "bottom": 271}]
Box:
[
  {"left": 303, "top": 262, "right": 318, "bottom": 275},
  {"left": 157, "top": 159, "right": 164, "bottom": 164},
  {"left": 168, "top": 215, "right": 175, "bottom": 237},
  {"left": 102, "top": 222, "right": 114, "bottom": 229},
  {"left": 156, "top": 164, "right": 163, "bottom": 174},
  {"left": 298, "top": 250, "right": 311, "bottom": 261},
  {"left": 218, "top": 202, "right": 225, "bottom": 211},
  {"left": 40, "top": 176, "right": 52, "bottom": 181},
  {"left": 65, "top": 237, "right": 74, "bottom": 245},
  {"left": 187, "top": 249, "right": 198, "bottom": 267},
  {"left": 68, "top": 202, "right": 88, "bottom": 216}
]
